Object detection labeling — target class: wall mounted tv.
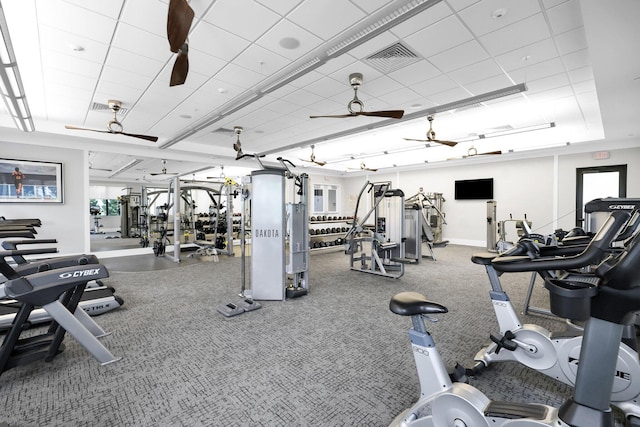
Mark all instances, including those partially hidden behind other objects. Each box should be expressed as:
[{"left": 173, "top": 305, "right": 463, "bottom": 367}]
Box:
[{"left": 454, "top": 178, "right": 494, "bottom": 200}]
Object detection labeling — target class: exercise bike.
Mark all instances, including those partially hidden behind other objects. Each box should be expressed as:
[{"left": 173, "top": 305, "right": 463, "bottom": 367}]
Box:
[
  {"left": 466, "top": 211, "right": 640, "bottom": 423},
  {"left": 388, "top": 227, "right": 640, "bottom": 426}
]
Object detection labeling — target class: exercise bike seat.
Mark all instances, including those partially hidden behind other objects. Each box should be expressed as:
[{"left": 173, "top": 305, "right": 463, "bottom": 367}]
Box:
[{"left": 389, "top": 292, "right": 448, "bottom": 316}]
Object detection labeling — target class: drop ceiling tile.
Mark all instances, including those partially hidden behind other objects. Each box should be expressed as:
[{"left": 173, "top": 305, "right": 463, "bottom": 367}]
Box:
[
  {"left": 232, "top": 44, "right": 292, "bottom": 78},
  {"left": 38, "top": 26, "right": 109, "bottom": 64},
  {"left": 94, "top": 81, "right": 144, "bottom": 105},
  {"left": 572, "top": 79, "right": 596, "bottom": 95},
  {"left": 561, "top": 48, "right": 591, "bottom": 70},
  {"left": 428, "top": 87, "right": 473, "bottom": 106},
  {"left": 100, "top": 65, "right": 156, "bottom": 91},
  {"left": 214, "top": 63, "right": 267, "bottom": 91},
  {"left": 105, "top": 47, "right": 165, "bottom": 77},
  {"left": 541, "top": 0, "right": 570, "bottom": 9},
  {"left": 186, "top": 52, "right": 227, "bottom": 78},
  {"left": 463, "top": 74, "right": 514, "bottom": 96},
  {"left": 376, "top": 87, "right": 425, "bottom": 108},
  {"left": 365, "top": 75, "right": 405, "bottom": 97},
  {"left": 411, "top": 74, "right": 458, "bottom": 98},
  {"left": 43, "top": 67, "right": 96, "bottom": 92},
  {"left": 350, "top": 0, "right": 394, "bottom": 14},
  {"left": 287, "top": 0, "right": 366, "bottom": 41},
  {"left": 446, "top": 0, "right": 481, "bottom": 12},
  {"left": 403, "top": 15, "right": 473, "bottom": 58},
  {"left": 61, "top": 0, "right": 125, "bottom": 19},
  {"left": 567, "top": 66, "right": 593, "bottom": 84},
  {"left": 479, "top": 13, "right": 551, "bottom": 56},
  {"left": 112, "top": 22, "right": 172, "bottom": 62},
  {"left": 281, "top": 88, "right": 325, "bottom": 108},
  {"left": 202, "top": 0, "right": 281, "bottom": 42},
  {"left": 316, "top": 54, "right": 358, "bottom": 76},
  {"left": 40, "top": 49, "right": 103, "bottom": 80},
  {"left": 494, "top": 38, "right": 559, "bottom": 71},
  {"left": 554, "top": 27, "right": 588, "bottom": 55},
  {"left": 429, "top": 40, "right": 490, "bottom": 73},
  {"left": 189, "top": 21, "right": 252, "bottom": 62},
  {"left": 255, "top": 19, "right": 324, "bottom": 61},
  {"left": 36, "top": 1, "right": 117, "bottom": 44},
  {"left": 506, "top": 57, "right": 565, "bottom": 84},
  {"left": 303, "top": 76, "right": 352, "bottom": 99},
  {"left": 447, "top": 58, "right": 504, "bottom": 85},
  {"left": 546, "top": 0, "right": 583, "bottom": 34},
  {"left": 459, "top": 0, "right": 541, "bottom": 37},
  {"left": 527, "top": 73, "right": 571, "bottom": 95},
  {"left": 120, "top": 0, "right": 168, "bottom": 38},
  {"left": 254, "top": 0, "right": 303, "bottom": 16},
  {"left": 389, "top": 2, "right": 453, "bottom": 39},
  {"left": 387, "top": 60, "right": 442, "bottom": 86}
]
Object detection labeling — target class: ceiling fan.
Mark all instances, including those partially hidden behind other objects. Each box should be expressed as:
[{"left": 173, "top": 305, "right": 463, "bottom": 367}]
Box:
[
  {"left": 300, "top": 145, "right": 326, "bottom": 166},
  {"left": 150, "top": 159, "right": 179, "bottom": 176},
  {"left": 403, "top": 115, "right": 458, "bottom": 147},
  {"left": 232, "top": 126, "right": 244, "bottom": 160},
  {"left": 448, "top": 147, "right": 502, "bottom": 161},
  {"left": 348, "top": 163, "right": 377, "bottom": 172},
  {"left": 310, "top": 73, "right": 404, "bottom": 119},
  {"left": 167, "top": 0, "right": 194, "bottom": 86},
  {"left": 65, "top": 100, "right": 159, "bottom": 142}
]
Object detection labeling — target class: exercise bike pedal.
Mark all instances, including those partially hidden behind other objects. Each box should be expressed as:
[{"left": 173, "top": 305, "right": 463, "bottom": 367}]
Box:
[
  {"left": 490, "top": 330, "right": 518, "bottom": 353},
  {"left": 286, "top": 286, "right": 308, "bottom": 298},
  {"left": 448, "top": 362, "right": 470, "bottom": 383}
]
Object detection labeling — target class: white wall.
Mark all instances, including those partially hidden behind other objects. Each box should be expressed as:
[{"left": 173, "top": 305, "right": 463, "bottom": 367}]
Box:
[
  {"left": 341, "top": 142, "right": 640, "bottom": 247},
  {"left": 2, "top": 140, "right": 88, "bottom": 254}
]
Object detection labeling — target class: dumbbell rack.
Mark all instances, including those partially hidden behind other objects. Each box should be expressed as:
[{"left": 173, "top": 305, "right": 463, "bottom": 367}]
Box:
[{"left": 309, "top": 216, "right": 354, "bottom": 252}]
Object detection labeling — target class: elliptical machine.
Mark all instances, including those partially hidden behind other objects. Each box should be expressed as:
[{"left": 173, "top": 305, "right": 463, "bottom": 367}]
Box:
[
  {"left": 389, "top": 226, "right": 640, "bottom": 426},
  {"left": 466, "top": 210, "right": 640, "bottom": 423}
]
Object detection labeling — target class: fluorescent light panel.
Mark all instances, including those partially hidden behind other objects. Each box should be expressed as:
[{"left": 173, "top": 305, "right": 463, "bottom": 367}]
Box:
[
  {"left": 109, "top": 159, "right": 143, "bottom": 178},
  {"left": 0, "top": 3, "right": 34, "bottom": 132}
]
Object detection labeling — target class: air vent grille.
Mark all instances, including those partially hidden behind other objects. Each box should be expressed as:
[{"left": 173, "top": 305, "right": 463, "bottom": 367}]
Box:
[
  {"left": 90, "top": 102, "right": 128, "bottom": 116},
  {"left": 365, "top": 43, "right": 420, "bottom": 73}
]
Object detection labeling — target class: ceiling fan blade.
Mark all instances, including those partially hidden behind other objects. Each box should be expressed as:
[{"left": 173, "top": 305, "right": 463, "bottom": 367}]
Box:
[
  {"left": 170, "top": 49, "right": 189, "bottom": 87},
  {"left": 65, "top": 125, "right": 111, "bottom": 134},
  {"left": 300, "top": 158, "right": 326, "bottom": 166},
  {"left": 402, "top": 137, "right": 458, "bottom": 147},
  {"left": 310, "top": 110, "right": 404, "bottom": 119},
  {"left": 66, "top": 125, "right": 157, "bottom": 142},
  {"left": 309, "top": 113, "right": 359, "bottom": 119},
  {"left": 119, "top": 132, "right": 159, "bottom": 142},
  {"left": 357, "top": 110, "right": 405, "bottom": 119},
  {"left": 478, "top": 150, "right": 502, "bottom": 155},
  {"left": 167, "top": 0, "right": 194, "bottom": 53}
]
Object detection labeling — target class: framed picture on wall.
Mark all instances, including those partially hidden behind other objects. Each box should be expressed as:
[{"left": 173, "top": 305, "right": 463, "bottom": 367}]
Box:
[{"left": 0, "top": 158, "right": 63, "bottom": 203}]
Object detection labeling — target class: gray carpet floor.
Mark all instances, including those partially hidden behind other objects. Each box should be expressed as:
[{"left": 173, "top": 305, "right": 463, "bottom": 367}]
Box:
[{"left": 1, "top": 245, "right": 578, "bottom": 426}]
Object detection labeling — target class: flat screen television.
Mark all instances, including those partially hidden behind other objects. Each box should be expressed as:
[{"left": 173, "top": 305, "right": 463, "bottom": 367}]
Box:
[{"left": 454, "top": 178, "right": 494, "bottom": 200}]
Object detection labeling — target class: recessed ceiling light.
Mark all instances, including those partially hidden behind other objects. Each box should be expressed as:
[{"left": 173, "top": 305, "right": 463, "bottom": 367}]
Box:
[
  {"left": 69, "top": 44, "right": 84, "bottom": 52},
  {"left": 492, "top": 8, "right": 507, "bottom": 19},
  {"left": 410, "top": 103, "right": 423, "bottom": 109},
  {"left": 218, "top": 88, "right": 227, "bottom": 94},
  {"left": 179, "top": 114, "right": 192, "bottom": 119},
  {"left": 279, "top": 37, "right": 300, "bottom": 50},
  {"left": 522, "top": 55, "right": 531, "bottom": 62}
]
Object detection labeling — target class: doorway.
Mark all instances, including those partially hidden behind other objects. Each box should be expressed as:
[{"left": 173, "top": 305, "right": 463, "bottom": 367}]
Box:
[{"left": 575, "top": 165, "right": 627, "bottom": 227}]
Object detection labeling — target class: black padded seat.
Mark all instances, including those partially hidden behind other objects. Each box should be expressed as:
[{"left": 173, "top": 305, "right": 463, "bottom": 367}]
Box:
[{"left": 471, "top": 252, "right": 497, "bottom": 265}]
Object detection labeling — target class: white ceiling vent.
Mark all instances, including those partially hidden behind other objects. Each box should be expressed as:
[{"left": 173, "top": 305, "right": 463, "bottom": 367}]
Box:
[
  {"left": 90, "top": 102, "right": 129, "bottom": 116},
  {"left": 365, "top": 43, "right": 420, "bottom": 73}
]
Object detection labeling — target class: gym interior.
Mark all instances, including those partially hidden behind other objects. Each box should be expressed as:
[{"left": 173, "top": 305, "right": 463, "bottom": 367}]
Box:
[{"left": 1, "top": 1, "right": 640, "bottom": 426}]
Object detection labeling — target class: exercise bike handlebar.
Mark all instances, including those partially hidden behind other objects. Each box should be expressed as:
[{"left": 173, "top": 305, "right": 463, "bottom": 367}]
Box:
[{"left": 493, "top": 210, "right": 631, "bottom": 273}]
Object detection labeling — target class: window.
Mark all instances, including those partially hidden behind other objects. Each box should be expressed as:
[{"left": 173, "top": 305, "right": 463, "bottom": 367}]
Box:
[
  {"left": 90, "top": 198, "right": 121, "bottom": 216},
  {"left": 312, "top": 184, "right": 339, "bottom": 214}
]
